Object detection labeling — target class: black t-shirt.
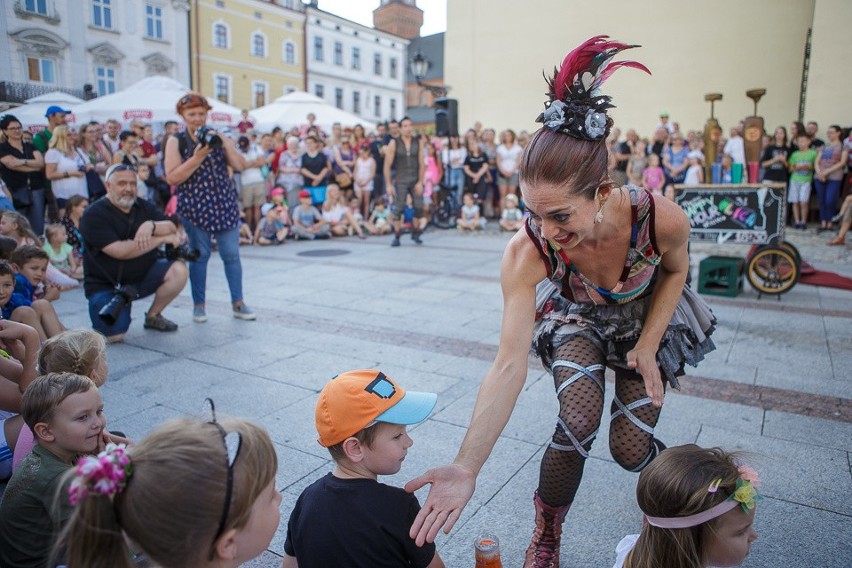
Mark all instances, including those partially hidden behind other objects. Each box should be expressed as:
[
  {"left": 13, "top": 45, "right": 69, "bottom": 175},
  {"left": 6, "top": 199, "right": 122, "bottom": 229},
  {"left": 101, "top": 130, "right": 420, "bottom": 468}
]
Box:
[
  {"left": 760, "top": 145, "right": 789, "bottom": 182},
  {"left": 651, "top": 140, "right": 666, "bottom": 160},
  {"left": 0, "top": 142, "right": 45, "bottom": 190},
  {"left": 284, "top": 474, "right": 436, "bottom": 568},
  {"left": 301, "top": 152, "right": 328, "bottom": 185},
  {"left": 464, "top": 153, "right": 488, "bottom": 180},
  {"left": 80, "top": 197, "right": 166, "bottom": 297},
  {"left": 615, "top": 141, "right": 631, "bottom": 171}
]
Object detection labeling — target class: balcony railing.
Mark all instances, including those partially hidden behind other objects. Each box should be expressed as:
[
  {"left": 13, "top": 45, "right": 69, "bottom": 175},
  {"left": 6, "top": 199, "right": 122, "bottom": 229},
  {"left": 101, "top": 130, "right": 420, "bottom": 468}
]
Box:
[
  {"left": 0, "top": 82, "right": 91, "bottom": 105},
  {"left": 13, "top": 1, "right": 61, "bottom": 24}
]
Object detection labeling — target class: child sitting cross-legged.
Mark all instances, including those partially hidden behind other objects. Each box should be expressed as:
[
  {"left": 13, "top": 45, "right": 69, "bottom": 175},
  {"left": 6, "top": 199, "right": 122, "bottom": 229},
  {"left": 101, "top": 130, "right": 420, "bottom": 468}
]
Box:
[
  {"left": 366, "top": 198, "right": 391, "bottom": 235},
  {"left": 499, "top": 193, "right": 524, "bottom": 232},
  {"left": 43, "top": 223, "right": 84, "bottom": 281},
  {"left": 291, "top": 189, "right": 331, "bottom": 240},
  {"left": 456, "top": 192, "right": 487, "bottom": 232},
  {"left": 282, "top": 369, "right": 445, "bottom": 568},
  {"left": 1, "top": 256, "right": 66, "bottom": 341},
  {"left": 255, "top": 203, "right": 290, "bottom": 246},
  {"left": 0, "top": 373, "right": 108, "bottom": 568}
]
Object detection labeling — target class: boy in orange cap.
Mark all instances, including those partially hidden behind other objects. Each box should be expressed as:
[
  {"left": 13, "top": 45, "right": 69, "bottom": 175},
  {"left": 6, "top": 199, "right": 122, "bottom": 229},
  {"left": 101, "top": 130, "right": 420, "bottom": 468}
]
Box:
[{"left": 282, "top": 369, "right": 445, "bottom": 568}]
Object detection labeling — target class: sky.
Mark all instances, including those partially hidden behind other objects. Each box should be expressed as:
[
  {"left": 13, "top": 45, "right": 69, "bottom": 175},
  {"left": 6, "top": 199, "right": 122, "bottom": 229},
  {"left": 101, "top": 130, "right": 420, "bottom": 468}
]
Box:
[{"left": 316, "top": 0, "right": 447, "bottom": 36}]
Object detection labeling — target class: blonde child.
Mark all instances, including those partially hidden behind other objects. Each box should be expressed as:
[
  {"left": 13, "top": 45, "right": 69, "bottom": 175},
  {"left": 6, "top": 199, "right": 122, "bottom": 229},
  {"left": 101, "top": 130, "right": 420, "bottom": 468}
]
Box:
[
  {"left": 59, "top": 413, "right": 281, "bottom": 568},
  {"left": 456, "top": 192, "right": 486, "bottom": 231},
  {"left": 627, "top": 141, "right": 649, "bottom": 187},
  {"left": 354, "top": 142, "right": 376, "bottom": 220},
  {"left": 282, "top": 369, "right": 443, "bottom": 568},
  {"left": 642, "top": 154, "right": 665, "bottom": 196},
  {"left": 499, "top": 193, "right": 524, "bottom": 232},
  {"left": 613, "top": 445, "right": 760, "bottom": 568},
  {"left": 322, "top": 184, "right": 365, "bottom": 238},
  {"left": 366, "top": 199, "right": 391, "bottom": 235},
  {"left": 0, "top": 373, "right": 108, "bottom": 568},
  {"left": 12, "top": 328, "right": 125, "bottom": 474},
  {"left": 683, "top": 150, "right": 705, "bottom": 185},
  {"left": 347, "top": 196, "right": 366, "bottom": 235},
  {"left": 43, "top": 223, "right": 83, "bottom": 280},
  {"left": 0, "top": 210, "right": 78, "bottom": 289}
]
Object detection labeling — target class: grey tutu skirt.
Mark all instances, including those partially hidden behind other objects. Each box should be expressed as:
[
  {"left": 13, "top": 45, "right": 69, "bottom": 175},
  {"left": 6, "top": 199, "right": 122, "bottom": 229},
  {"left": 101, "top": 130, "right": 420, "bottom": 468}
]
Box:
[{"left": 532, "top": 281, "right": 717, "bottom": 390}]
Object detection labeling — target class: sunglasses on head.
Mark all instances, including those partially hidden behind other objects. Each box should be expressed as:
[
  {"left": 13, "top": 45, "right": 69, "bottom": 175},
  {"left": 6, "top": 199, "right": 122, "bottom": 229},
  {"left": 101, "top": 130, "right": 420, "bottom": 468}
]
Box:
[
  {"left": 110, "top": 164, "right": 137, "bottom": 174},
  {"left": 204, "top": 398, "right": 243, "bottom": 560}
]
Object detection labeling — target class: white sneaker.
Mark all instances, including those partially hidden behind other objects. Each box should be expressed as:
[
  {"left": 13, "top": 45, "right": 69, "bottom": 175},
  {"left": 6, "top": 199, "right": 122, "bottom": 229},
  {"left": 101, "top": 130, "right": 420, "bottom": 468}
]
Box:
[
  {"left": 233, "top": 304, "right": 256, "bottom": 320},
  {"left": 193, "top": 305, "right": 207, "bottom": 323}
]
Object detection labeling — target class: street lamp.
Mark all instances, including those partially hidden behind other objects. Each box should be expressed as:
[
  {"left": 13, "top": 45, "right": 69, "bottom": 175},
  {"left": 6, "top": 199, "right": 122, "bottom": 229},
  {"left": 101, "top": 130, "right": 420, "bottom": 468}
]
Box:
[{"left": 410, "top": 50, "right": 448, "bottom": 98}]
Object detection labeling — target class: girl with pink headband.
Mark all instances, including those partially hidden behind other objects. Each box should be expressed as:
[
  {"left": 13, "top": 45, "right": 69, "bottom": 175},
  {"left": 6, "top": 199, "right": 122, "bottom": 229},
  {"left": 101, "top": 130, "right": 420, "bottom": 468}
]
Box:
[{"left": 613, "top": 444, "right": 761, "bottom": 568}]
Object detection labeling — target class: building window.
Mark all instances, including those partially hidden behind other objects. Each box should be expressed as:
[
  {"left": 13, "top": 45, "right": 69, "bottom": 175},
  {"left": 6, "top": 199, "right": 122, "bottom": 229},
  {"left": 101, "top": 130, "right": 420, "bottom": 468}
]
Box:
[
  {"left": 390, "top": 57, "right": 398, "bottom": 79},
  {"left": 374, "top": 95, "right": 381, "bottom": 117},
  {"left": 282, "top": 0, "right": 294, "bottom": 8},
  {"left": 353, "top": 91, "right": 360, "bottom": 114},
  {"left": 214, "top": 74, "right": 230, "bottom": 103},
  {"left": 251, "top": 32, "right": 266, "bottom": 57},
  {"left": 351, "top": 47, "right": 360, "bottom": 70},
  {"left": 283, "top": 41, "right": 296, "bottom": 64},
  {"left": 334, "top": 41, "right": 343, "bottom": 66},
  {"left": 145, "top": 4, "right": 163, "bottom": 40},
  {"left": 213, "top": 23, "right": 229, "bottom": 49},
  {"left": 390, "top": 98, "right": 396, "bottom": 119},
  {"left": 24, "top": 0, "right": 48, "bottom": 15},
  {"left": 92, "top": 0, "right": 113, "bottom": 29},
  {"left": 95, "top": 66, "right": 116, "bottom": 96},
  {"left": 27, "top": 57, "right": 55, "bottom": 83},
  {"left": 373, "top": 53, "right": 382, "bottom": 76},
  {"left": 315, "top": 84, "right": 324, "bottom": 99},
  {"left": 252, "top": 81, "right": 267, "bottom": 108},
  {"left": 314, "top": 36, "right": 323, "bottom": 61},
  {"left": 335, "top": 87, "right": 343, "bottom": 110}
]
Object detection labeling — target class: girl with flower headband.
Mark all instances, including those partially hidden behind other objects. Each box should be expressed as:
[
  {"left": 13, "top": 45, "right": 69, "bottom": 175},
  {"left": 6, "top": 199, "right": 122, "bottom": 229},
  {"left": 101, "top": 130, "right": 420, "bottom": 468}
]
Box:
[
  {"left": 614, "top": 444, "right": 760, "bottom": 568},
  {"left": 406, "top": 36, "right": 716, "bottom": 567},
  {"left": 58, "top": 416, "right": 281, "bottom": 568}
]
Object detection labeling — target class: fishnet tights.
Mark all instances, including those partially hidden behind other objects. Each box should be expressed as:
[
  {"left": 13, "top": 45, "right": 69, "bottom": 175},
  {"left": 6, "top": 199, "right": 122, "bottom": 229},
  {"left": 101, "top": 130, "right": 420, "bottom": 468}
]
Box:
[{"left": 536, "top": 337, "right": 663, "bottom": 507}]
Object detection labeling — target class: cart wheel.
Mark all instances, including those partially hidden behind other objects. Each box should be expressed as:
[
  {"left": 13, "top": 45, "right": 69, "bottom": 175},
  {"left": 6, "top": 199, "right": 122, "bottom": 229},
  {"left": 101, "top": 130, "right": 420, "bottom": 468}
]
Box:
[
  {"left": 746, "top": 245, "right": 800, "bottom": 295},
  {"left": 778, "top": 241, "right": 802, "bottom": 265}
]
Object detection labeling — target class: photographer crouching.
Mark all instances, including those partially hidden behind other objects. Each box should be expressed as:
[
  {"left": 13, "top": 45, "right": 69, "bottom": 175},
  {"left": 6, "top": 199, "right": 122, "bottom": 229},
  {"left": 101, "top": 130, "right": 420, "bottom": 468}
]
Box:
[
  {"left": 164, "top": 93, "right": 254, "bottom": 324},
  {"left": 81, "top": 163, "right": 189, "bottom": 342}
]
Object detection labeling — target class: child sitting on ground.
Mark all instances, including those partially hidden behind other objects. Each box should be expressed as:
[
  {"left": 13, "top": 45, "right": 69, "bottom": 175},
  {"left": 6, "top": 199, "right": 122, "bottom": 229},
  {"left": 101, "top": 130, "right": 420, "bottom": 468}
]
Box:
[
  {"left": 366, "top": 199, "right": 391, "bottom": 235},
  {"left": 43, "top": 223, "right": 83, "bottom": 281},
  {"left": 0, "top": 373, "right": 108, "bottom": 568},
  {"left": 255, "top": 203, "right": 290, "bottom": 246},
  {"left": 1, "top": 256, "right": 65, "bottom": 341},
  {"left": 499, "top": 193, "right": 524, "bottom": 232},
  {"left": 642, "top": 153, "right": 665, "bottom": 195},
  {"left": 283, "top": 369, "right": 445, "bottom": 568},
  {"left": 291, "top": 189, "right": 331, "bottom": 240},
  {"left": 457, "top": 192, "right": 486, "bottom": 231},
  {"left": 348, "top": 196, "right": 366, "bottom": 235},
  {"left": 613, "top": 444, "right": 760, "bottom": 568},
  {"left": 12, "top": 328, "right": 125, "bottom": 475},
  {"left": 59, "top": 410, "right": 281, "bottom": 568},
  {"left": 1, "top": 211, "right": 78, "bottom": 289}
]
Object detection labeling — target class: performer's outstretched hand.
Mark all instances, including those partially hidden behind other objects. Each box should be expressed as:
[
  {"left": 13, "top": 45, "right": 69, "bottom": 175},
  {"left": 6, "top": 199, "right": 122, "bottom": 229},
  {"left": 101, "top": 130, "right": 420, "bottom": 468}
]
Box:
[
  {"left": 405, "top": 463, "right": 476, "bottom": 546},
  {"left": 626, "top": 345, "right": 665, "bottom": 407}
]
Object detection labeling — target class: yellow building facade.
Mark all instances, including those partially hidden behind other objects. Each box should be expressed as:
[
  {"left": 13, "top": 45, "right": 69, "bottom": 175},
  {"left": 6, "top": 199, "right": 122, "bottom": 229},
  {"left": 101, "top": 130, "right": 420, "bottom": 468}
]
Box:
[
  {"left": 190, "top": 0, "right": 305, "bottom": 111},
  {"left": 446, "top": 0, "right": 852, "bottom": 139}
]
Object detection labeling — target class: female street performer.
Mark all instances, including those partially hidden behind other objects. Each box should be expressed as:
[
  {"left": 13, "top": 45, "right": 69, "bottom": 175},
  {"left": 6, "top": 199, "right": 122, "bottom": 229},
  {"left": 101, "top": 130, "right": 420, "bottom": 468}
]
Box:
[{"left": 405, "top": 36, "right": 716, "bottom": 568}]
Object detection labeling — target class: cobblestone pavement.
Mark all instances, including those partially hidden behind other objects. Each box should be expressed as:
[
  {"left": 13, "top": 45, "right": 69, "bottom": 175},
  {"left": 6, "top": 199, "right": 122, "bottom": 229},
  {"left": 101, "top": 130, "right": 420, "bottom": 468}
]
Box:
[{"left": 39, "top": 224, "right": 852, "bottom": 567}]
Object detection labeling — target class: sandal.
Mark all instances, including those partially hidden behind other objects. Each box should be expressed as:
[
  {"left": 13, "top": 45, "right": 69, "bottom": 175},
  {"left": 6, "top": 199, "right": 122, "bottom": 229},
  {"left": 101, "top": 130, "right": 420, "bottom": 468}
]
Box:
[{"left": 144, "top": 312, "right": 178, "bottom": 332}]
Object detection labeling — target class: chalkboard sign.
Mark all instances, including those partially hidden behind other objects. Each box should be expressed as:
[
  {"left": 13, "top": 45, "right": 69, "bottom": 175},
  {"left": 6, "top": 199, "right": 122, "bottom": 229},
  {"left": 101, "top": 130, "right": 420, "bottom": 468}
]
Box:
[{"left": 673, "top": 183, "right": 786, "bottom": 245}]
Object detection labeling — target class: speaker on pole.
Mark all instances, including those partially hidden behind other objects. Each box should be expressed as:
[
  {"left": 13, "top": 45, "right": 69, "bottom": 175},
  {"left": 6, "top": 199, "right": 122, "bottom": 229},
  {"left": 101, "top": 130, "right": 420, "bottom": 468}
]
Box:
[{"left": 434, "top": 98, "right": 458, "bottom": 137}]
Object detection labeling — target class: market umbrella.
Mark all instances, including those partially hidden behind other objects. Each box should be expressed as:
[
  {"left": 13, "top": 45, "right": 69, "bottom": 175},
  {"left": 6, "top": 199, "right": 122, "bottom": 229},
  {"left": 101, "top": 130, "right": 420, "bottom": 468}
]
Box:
[
  {"left": 250, "top": 91, "right": 377, "bottom": 133},
  {"left": 70, "top": 76, "right": 243, "bottom": 128},
  {"left": 9, "top": 92, "right": 85, "bottom": 132}
]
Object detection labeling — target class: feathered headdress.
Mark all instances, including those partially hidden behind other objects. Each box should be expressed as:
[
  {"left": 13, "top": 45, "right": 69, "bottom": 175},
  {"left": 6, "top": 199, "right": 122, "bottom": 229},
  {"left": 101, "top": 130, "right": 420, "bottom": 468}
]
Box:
[{"left": 536, "top": 35, "right": 651, "bottom": 141}]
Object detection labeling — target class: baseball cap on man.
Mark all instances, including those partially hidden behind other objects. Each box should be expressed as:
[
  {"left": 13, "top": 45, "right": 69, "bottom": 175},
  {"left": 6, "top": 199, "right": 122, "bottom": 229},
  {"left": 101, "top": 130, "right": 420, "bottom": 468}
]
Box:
[
  {"left": 45, "top": 105, "right": 70, "bottom": 117},
  {"left": 315, "top": 369, "right": 438, "bottom": 447}
]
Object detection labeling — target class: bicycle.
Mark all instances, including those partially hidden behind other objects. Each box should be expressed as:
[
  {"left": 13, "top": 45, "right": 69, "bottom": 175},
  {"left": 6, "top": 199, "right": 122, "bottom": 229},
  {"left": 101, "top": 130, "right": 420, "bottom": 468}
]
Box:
[{"left": 430, "top": 182, "right": 460, "bottom": 229}]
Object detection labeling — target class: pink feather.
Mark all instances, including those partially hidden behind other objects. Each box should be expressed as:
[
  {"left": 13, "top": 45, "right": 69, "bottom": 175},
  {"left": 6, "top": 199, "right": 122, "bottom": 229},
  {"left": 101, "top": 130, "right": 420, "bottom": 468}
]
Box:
[{"left": 552, "top": 36, "right": 651, "bottom": 100}]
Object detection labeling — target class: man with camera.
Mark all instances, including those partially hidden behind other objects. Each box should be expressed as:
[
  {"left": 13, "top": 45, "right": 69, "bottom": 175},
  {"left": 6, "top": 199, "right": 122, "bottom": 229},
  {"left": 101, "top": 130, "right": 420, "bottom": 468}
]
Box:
[{"left": 81, "top": 163, "right": 189, "bottom": 343}]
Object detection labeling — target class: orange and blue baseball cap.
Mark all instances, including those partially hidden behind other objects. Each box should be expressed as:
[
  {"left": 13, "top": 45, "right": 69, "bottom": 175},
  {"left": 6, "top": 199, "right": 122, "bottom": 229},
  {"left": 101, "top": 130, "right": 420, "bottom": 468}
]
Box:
[{"left": 315, "top": 369, "right": 437, "bottom": 447}]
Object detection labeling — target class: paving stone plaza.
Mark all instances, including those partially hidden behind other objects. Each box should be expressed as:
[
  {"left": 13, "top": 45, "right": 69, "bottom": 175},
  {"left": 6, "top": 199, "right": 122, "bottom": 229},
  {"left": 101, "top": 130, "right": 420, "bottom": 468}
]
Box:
[{"left": 51, "top": 227, "right": 852, "bottom": 567}]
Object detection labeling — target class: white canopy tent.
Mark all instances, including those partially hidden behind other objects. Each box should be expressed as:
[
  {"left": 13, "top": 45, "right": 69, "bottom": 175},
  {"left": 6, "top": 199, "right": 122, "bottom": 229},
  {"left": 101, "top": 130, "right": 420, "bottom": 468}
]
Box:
[
  {"left": 70, "top": 76, "right": 243, "bottom": 128},
  {"left": 250, "top": 91, "right": 377, "bottom": 133},
  {"left": 7, "top": 92, "right": 85, "bottom": 132}
]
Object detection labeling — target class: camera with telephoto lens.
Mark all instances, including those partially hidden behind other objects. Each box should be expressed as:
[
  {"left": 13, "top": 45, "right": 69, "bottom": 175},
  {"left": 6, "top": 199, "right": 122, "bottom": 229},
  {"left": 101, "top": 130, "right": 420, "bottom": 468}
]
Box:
[
  {"left": 98, "top": 285, "right": 138, "bottom": 325},
  {"left": 164, "top": 243, "right": 201, "bottom": 262},
  {"left": 194, "top": 126, "right": 223, "bottom": 149}
]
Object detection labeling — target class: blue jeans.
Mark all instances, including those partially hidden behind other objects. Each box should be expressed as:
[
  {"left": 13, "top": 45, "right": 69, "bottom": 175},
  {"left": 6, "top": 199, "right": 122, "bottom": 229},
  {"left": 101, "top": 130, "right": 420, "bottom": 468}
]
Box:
[
  {"left": 181, "top": 218, "right": 243, "bottom": 306},
  {"left": 20, "top": 188, "right": 45, "bottom": 235},
  {"left": 814, "top": 178, "right": 842, "bottom": 222},
  {"left": 88, "top": 258, "right": 173, "bottom": 336},
  {"left": 448, "top": 167, "right": 465, "bottom": 203}
]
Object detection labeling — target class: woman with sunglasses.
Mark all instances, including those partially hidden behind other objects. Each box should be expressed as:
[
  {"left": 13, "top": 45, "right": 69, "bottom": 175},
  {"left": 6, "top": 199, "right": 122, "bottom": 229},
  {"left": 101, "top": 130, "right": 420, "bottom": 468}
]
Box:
[
  {"left": 164, "top": 93, "right": 255, "bottom": 323},
  {"left": 0, "top": 115, "right": 46, "bottom": 230}
]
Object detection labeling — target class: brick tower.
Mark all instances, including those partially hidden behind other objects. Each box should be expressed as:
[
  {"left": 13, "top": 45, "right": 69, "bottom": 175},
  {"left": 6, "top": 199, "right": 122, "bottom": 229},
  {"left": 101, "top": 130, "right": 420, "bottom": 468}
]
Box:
[{"left": 373, "top": 0, "right": 423, "bottom": 40}]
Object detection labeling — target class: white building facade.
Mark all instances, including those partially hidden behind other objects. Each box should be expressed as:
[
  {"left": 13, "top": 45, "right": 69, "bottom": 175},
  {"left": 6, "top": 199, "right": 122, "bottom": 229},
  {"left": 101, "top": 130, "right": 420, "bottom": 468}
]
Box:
[
  {"left": 305, "top": 6, "right": 408, "bottom": 126},
  {"left": 1, "top": 0, "right": 191, "bottom": 104}
]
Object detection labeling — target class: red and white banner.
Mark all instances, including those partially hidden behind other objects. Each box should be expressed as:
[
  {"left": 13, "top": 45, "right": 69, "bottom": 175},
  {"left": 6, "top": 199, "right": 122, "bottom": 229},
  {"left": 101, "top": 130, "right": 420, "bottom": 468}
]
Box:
[{"left": 123, "top": 109, "right": 154, "bottom": 120}]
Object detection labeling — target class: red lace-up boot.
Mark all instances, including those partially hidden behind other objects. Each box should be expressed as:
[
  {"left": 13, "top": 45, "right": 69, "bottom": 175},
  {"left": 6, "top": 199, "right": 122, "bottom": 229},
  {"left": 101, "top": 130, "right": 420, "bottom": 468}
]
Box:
[{"left": 523, "top": 491, "right": 571, "bottom": 568}]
